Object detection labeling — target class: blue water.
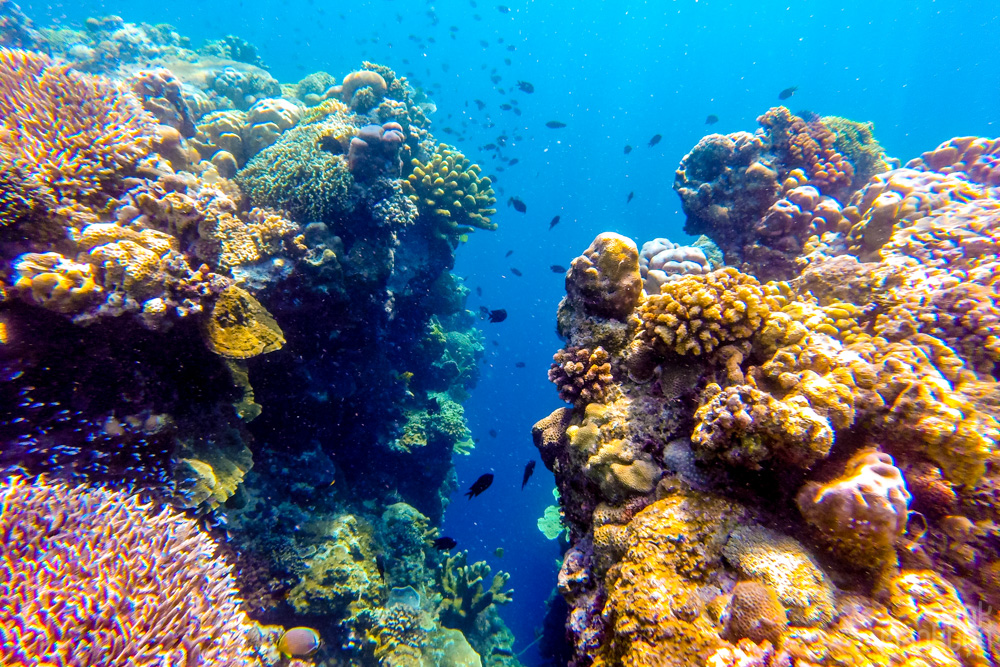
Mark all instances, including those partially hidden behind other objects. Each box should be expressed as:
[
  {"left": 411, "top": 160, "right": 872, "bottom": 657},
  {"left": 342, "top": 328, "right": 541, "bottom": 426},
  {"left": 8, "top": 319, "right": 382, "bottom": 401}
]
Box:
[{"left": 21, "top": 0, "right": 998, "bottom": 662}]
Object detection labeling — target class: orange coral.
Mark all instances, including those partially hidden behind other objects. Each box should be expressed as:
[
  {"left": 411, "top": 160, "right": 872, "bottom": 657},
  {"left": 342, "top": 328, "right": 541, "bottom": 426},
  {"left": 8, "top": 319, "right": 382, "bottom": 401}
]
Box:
[
  {"left": 722, "top": 581, "right": 787, "bottom": 646},
  {"left": 548, "top": 345, "right": 615, "bottom": 407},
  {"left": 758, "top": 107, "right": 854, "bottom": 197},
  {"left": 0, "top": 47, "right": 154, "bottom": 198},
  {"left": 909, "top": 136, "right": 1000, "bottom": 187}
]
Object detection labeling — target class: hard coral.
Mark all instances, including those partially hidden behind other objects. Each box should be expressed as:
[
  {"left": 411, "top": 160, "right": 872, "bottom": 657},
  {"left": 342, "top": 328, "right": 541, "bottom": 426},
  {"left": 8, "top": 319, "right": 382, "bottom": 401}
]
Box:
[
  {"left": 909, "top": 136, "right": 1000, "bottom": 187},
  {"left": 638, "top": 237, "right": 712, "bottom": 295},
  {"left": 403, "top": 143, "right": 498, "bottom": 242},
  {"left": 0, "top": 476, "right": 260, "bottom": 667},
  {"left": 564, "top": 232, "right": 642, "bottom": 321},
  {"left": 438, "top": 550, "right": 513, "bottom": 632},
  {"left": 348, "top": 121, "right": 406, "bottom": 181},
  {"left": 548, "top": 345, "right": 616, "bottom": 407},
  {"left": 13, "top": 251, "right": 100, "bottom": 313},
  {"left": 0, "top": 47, "right": 154, "bottom": 198},
  {"left": 203, "top": 285, "right": 285, "bottom": 359},
  {"left": 796, "top": 450, "right": 911, "bottom": 567},
  {"left": 722, "top": 581, "right": 787, "bottom": 646},
  {"left": 758, "top": 107, "right": 854, "bottom": 199}
]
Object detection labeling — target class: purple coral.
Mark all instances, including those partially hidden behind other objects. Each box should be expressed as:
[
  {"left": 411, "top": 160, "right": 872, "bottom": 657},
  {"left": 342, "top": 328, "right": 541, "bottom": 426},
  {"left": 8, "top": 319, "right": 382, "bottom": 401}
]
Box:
[{"left": 348, "top": 121, "right": 406, "bottom": 181}]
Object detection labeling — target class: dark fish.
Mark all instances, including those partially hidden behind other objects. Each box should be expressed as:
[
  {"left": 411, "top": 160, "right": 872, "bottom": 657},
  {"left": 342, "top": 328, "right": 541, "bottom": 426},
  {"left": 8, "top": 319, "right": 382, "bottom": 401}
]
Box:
[
  {"left": 488, "top": 308, "right": 507, "bottom": 323},
  {"left": 508, "top": 197, "right": 527, "bottom": 213},
  {"left": 375, "top": 554, "right": 386, "bottom": 581},
  {"left": 497, "top": 4, "right": 510, "bottom": 12},
  {"left": 623, "top": 144, "right": 632, "bottom": 154},
  {"left": 505, "top": 249, "right": 513, "bottom": 257},
  {"left": 627, "top": 191, "right": 634, "bottom": 203},
  {"left": 522, "top": 460, "right": 536, "bottom": 489},
  {"left": 434, "top": 536, "right": 458, "bottom": 550},
  {"left": 546, "top": 120, "right": 567, "bottom": 129},
  {"left": 549, "top": 215, "right": 561, "bottom": 229},
  {"left": 492, "top": 340, "right": 499, "bottom": 346},
  {"left": 489, "top": 428, "right": 498, "bottom": 438},
  {"left": 479, "top": 39, "right": 489, "bottom": 48},
  {"left": 492, "top": 647, "right": 515, "bottom": 657},
  {"left": 517, "top": 80, "right": 534, "bottom": 93},
  {"left": 705, "top": 114, "right": 719, "bottom": 125},
  {"left": 508, "top": 158, "right": 519, "bottom": 165},
  {"left": 648, "top": 134, "right": 662, "bottom": 147},
  {"left": 483, "top": 143, "right": 497, "bottom": 150},
  {"left": 510, "top": 267, "right": 523, "bottom": 277},
  {"left": 475, "top": 99, "right": 487, "bottom": 110},
  {"left": 476, "top": 286, "right": 483, "bottom": 296},
  {"left": 513, "top": 107, "right": 521, "bottom": 116},
  {"left": 500, "top": 103, "right": 513, "bottom": 111},
  {"left": 465, "top": 473, "right": 494, "bottom": 498},
  {"left": 778, "top": 86, "right": 798, "bottom": 100},
  {"left": 490, "top": 73, "right": 502, "bottom": 84},
  {"left": 504, "top": 58, "right": 512, "bottom": 66},
  {"left": 550, "top": 264, "right": 566, "bottom": 273},
  {"left": 507, "top": 45, "right": 516, "bottom": 52},
  {"left": 515, "top": 361, "right": 526, "bottom": 368}
]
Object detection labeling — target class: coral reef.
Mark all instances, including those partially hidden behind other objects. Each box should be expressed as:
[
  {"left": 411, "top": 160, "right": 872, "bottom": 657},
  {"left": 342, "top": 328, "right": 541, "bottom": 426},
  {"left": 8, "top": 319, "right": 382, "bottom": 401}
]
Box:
[
  {"left": 563, "top": 232, "right": 642, "bottom": 321},
  {"left": 548, "top": 345, "right": 616, "bottom": 407},
  {"left": 438, "top": 551, "right": 513, "bottom": 632},
  {"left": 638, "top": 237, "right": 712, "bottom": 295}
]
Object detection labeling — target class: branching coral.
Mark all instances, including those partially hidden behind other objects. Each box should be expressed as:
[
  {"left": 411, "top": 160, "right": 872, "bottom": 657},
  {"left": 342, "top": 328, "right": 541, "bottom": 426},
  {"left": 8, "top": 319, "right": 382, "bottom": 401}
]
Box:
[
  {"left": 438, "top": 551, "right": 513, "bottom": 632},
  {"left": 548, "top": 345, "right": 615, "bottom": 407},
  {"left": 0, "top": 47, "right": 154, "bottom": 198},
  {"left": 402, "top": 143, "right": 497, "bottom": 242},
  {"left": 0, "top": 476, "right": 260, "bottom": 666}
]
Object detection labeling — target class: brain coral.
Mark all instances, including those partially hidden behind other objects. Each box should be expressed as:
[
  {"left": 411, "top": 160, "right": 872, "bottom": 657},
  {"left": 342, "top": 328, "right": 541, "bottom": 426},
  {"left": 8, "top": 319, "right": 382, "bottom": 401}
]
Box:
[
  {"left": 0, "top": 476, "right": 260, "bottom": 666},
  {"left": 796, "top": 450, "right": 911, "bottom": 567},
  {"left": 0, "top": 47, "right": 154, "bottom": 198},
  {"left": 564, "top": 232, "right": 642, "bottom": 321},
  {"left": 638, "top": 237, "right": 712, "bottom": 295}
]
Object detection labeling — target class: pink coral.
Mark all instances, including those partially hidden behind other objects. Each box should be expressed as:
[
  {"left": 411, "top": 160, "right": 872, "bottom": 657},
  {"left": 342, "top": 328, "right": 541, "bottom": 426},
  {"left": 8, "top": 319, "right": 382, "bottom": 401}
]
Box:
[{"left": 0, "top": 476, "right": 261, "bottom": 666}]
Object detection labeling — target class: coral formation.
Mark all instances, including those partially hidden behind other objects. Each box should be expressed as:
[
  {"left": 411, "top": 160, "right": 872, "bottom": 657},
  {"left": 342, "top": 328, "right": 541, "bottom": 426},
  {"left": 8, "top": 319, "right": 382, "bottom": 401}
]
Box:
[
  {"left": 548, "top": 345, "right": 615, "bottom": 407},
  {"left": 564, "top": 232, "right": 642, "bottom": 321},
  {"left": 638, "top": 237, "right": 712, "bottom": 295},
  {"left": 438, "top": 551, "right": 513, "bottom": 632}
]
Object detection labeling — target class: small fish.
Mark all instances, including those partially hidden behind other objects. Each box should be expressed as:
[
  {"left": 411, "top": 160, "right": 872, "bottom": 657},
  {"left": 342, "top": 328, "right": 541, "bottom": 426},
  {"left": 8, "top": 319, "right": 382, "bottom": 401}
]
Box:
[
  {"left": 434, "top": 536, "right": 458, "bottom": 550},
  {"left": 465, "top": 473, "right": 494, "bottom": 498},
  {"left": 648, "top": 134, "right": 662, "bottom": 147},
  {"left": 505, "top": 249, "right": 514, "bottom": 257},
  {"left": 517, "top": 80, "right": 534, "bottom": 93},
  {"left": 490, "top": 73, "right": 502, "bottom": 84},
  {"left": 489, "top": 428, "right": 498, "bottom": 438},
  {"left": 507, "top": 45, "right": 516, "bottom": 52},
  {"left": 375, "top": 554, "right": 386, "bottom": 581},
  {"left": 778, "top": 86, "right": 798, "bottom": 100},
  {"left": 504, "top": 58, "right": 512, "bottom": 66},
  {"left": 500, "top": 103, "right": 513, "bottom": 111},
  {"left": 475, "top": 99, "right": 486, "bottom": 110},
  {"left": 515, "top": 361, "right": 526, "bottom": 368},
  {"left": 495, "top": 547, "right": 505, "bottom": 558},
  {"left": 546, "top": 120, "right": 567, "bottom": 129},
  {"left": 491, "top": 340, "right": 499, "bottom": 346},
  {"left": 488, "top": 308, "right": 507, "bottom": 323},
  {"left": 508, "top": 197, "right": 527, "bottom": 213},
  {"left": 497, "top": 4, "right": 510, "bottom": 12},
  {"left": 522, "top": 460, "right": 536, "bottom": 489},
  {"left": 627, "top": 191, "right": 634, "bottom": 204},
  {"left": 508, "top": 158, "right": 519, "bottom": 166},
  {"left": 277, "top": 628, "right": 322, "bottom": 658},
  {"left": 623, "top": 144, "right": 632, "bottom": 154},
  {"left": 479, "top": 39, "right": 490, "bottom": 48},
  {"left": 513, "top": 107, "right": 521, "bottom": 116},
  {"left": 476, "top": 286, "right": 483, "bottom": 296},
  {"left": 510, "top": 267, "right": 523, "bottom": 277},
  {"left": 549, "top": 215, "right": 560, "bottom": 229},
  {"left": 705, "top": 114, "right": 719, "bottom": 125},
  {"left": 483, "top": 142, "right": 497, "bottom": 150},
  {"left": 550, "top": 264, "right": 566, "bottom": 273}
]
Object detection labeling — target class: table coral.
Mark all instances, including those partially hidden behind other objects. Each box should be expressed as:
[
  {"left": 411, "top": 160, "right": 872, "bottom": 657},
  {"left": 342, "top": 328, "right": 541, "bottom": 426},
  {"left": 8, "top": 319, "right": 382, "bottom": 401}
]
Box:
[
  {"left": 797, "top": 450, "right": 911, "bottom": 568},
  {"left": 403, "top": 143, "right": 498, "bottom": 242},
  {"left": 0, "top": 46, "right": 155, "bottom": 198},
  {"left": 0, "top": 476, "right": 262, "bottom": 667},
  {"left": 548, "top": 345, "right": 616, "bottom": 407},
  {"left": 438, "top": 551, "right": 513, "bottom": 632},
  {"left": 564, "top": 232, "right": 642, "bottom": 321}
]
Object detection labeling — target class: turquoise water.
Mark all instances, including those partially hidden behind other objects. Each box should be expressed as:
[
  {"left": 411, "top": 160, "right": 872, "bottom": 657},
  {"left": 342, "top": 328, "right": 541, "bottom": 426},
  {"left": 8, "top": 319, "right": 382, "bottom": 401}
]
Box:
[{"left": 3, "top": 0, "right": 999, "bottom": 665}]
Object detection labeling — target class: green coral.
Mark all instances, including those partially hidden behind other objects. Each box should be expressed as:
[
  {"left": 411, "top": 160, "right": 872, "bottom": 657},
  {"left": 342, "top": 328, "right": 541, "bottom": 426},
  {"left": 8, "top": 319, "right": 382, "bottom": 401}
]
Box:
[
  {"left": 393, "top": 392, "right": 473, "bottom": 455},
  {"left": 537, "top": 488, "right": 565, "bottom": 540},
  {"left": 236, "top": 119, "right": 355, "bottom": 222},
  {"left": 823, "top": 115, "right": 892, "bottom": 188},
  {"left": 403, "top": 144, "right": 498, "bottom": 243},
  {"left": 438, "top": 551, "right": 513, "bottom": 632}
]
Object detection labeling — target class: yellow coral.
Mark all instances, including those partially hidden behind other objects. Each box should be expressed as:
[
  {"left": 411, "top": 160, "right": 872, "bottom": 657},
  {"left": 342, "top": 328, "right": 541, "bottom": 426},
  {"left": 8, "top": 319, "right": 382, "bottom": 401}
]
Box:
[
  {"left": 203, "top": 285, "right": 285, "bottom": 359},
  {"left": 13, "top": 252, "right": 99, "bottom": 314},
  {"left": 634, "top": 268, "right": 771, "bottom": 357},
  {"left": 403, "top": 144, "right": 497, "bottom": 240},
  {"left": 565, "top": 232, "right": 642, "bottom": 321}
]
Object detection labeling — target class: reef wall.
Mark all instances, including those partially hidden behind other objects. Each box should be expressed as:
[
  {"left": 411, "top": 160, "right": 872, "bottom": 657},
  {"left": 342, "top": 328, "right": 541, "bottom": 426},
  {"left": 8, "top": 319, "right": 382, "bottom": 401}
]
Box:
[{"left": 540, "top": 117, "right": 1000, "bottom": 665}]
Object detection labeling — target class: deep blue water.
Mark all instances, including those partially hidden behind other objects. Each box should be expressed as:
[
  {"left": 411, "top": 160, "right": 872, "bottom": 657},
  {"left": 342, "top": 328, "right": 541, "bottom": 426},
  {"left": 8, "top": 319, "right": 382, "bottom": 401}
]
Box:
[{"left": 20, "top": 0, "right": 999, "bottom": 662}]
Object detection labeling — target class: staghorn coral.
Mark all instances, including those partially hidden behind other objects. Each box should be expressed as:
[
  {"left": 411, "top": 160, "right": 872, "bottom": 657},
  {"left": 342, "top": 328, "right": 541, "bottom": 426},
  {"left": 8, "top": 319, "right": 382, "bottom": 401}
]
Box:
[
  {"left": 722, "top": 524, "right": 835, "bottom": 627},
  {"left": 548, "top": 345, "right": 616, "bottom": 407},
  {"left": 0, "top": 476, "right": 262, "bottom": 667},
  {"left": 638, "top": 237, "right": 712, "bottom": 295},
  {"left": 403, "top": 143, "right": 498, "bottom": 242},
  {"left": 203, "top": 285, "right": 285, "bottom": 359},
  {"left": 438, "top": 550, "right": 513, "bottom": 632},
  {"left": 0, "top": 47, "right": 155, "bottom": 198},
  {"left": 563, "top": 232, "right": 642, "bottom": 321},
  {"left": 796, "top": 450, "right": 911, "bottom": 568}
]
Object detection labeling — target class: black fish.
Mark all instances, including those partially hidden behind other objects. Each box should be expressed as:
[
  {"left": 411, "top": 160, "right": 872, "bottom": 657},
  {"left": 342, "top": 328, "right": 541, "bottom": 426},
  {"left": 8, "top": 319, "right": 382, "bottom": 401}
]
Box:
[
  {"left": 510, "top": 267, "right": 523, "bottom": 277},
  {"left": 375, "top": 554, "right": 386, "bottom": 581},
  {"left": 491, "top": 340, "right": 499, "bottom": 346},
  {"left": 500, "top": 103, "right": 513, "bottom": 111},
  {"left": 705, "top": 114, "right": 719, "bottom": 125},
  {"left": 508, "top": 197, "right": 527, "bottom": 213},
  {"left": 508, "top": 158, "right": 519, "bottom": 166},
  {"left": 475, "top": 99, "right": 486, "bottom": 110},
  {"left": 517, "top": 80, "right": 534, "bottom": 93},
  {"left": 497, "top": 4, "right": 510, "bottom": 12},
  {"left": 505, "top": 250, "right": 513, "bottom": 257},
  {"left": 648, "top": 134, "right": 662, "bottom": 147},
  {"left": 778, "top": 86, "right": 798, "bottom": 100},
  {"left": 489, "top": 428, "right": 498, "bottom": 437},
  {"left": 550, "top": 264, "right": 566, "bottom": 273},
  {"left": 504, "top": 58, "right": 512, "bottom": 66},
  {"left": 623, "top": 144, "right": 632, "bottom": 154},
  {"left": 490, "top": 73, "right": 502, "bottom": 84},
  {"left": 513, "top": 107, "right": 521, "bottom": 116},
  {"left": 483, "top": 143, "right": 497, "bottom": 150},
  {"left": 522, "top": 460, "right": 536, "bottom": 490},
  {"left": 515, "top": 361, "right": 526, "bottom": 368},
  {"left": 549, "top": 215, "right": 561, "bottom": 229},
  {"left": 465, "top": 473, "right": 494, "bottom": 498},
  {"left": 507, "top": 45, "right": 516, "bottom": 52},
  {"left": 488, "top": 308, "right": 507, "bottom": 323},
  {"left": 476, "top": 286, "right": 483, "bottom": 296},
  {"left": 546, "top": 120, "right": 566, "bottom": 129},
  {"left": 627, "top": 191, "right": 634, "bottom": 204},
  {"left": 434, "top": 536, "right": 458, "bottom": 550},
  {"left": 479, "top": 39, "right": 489, "bottom": 47}
]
